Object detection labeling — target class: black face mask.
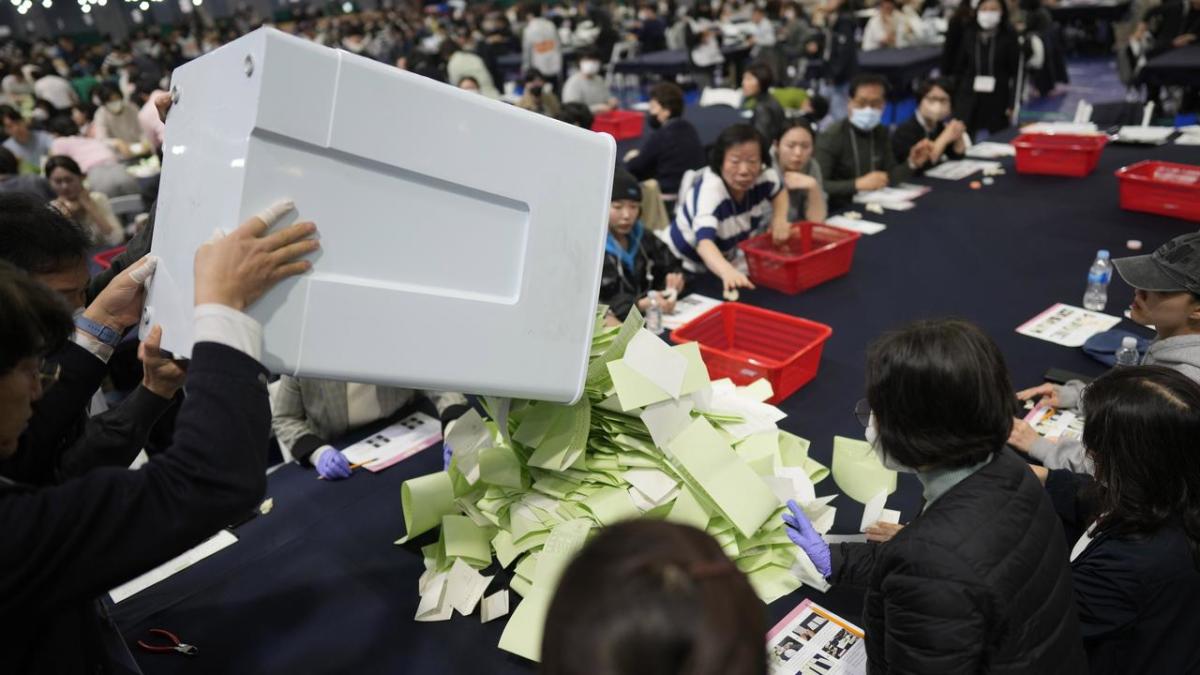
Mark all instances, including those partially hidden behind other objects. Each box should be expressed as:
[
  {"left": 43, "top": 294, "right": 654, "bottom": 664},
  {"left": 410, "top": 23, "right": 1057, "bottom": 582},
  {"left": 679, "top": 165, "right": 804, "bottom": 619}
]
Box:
[
  {"left": 647, "top": 113, "right": 662, "bottom": 130},
  {"left": 528, "top": 85, "right": 543, "bottom": 97}
]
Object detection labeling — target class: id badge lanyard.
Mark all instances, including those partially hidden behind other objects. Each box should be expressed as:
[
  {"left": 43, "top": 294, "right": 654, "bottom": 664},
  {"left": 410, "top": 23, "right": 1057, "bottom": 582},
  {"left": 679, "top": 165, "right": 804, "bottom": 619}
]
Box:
[{"left": 847, "top": 127, "right": 876, "bottom": 175}]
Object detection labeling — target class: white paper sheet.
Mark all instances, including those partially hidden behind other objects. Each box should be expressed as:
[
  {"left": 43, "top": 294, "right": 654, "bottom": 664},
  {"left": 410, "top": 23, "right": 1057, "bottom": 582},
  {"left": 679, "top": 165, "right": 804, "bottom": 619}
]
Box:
[
  {"left": 340, "top": 412, "right": 444, "bottom": 472},
  {"left": 662, "top": 294, "right": 723, "bottom": 331},
  {"left": 639, "top": 399, "right": 696, "bottom": 448},
  {"left": 827, "top": 215, "right": 887, "bottom": 235},
  {"left": 481, "top": 590, "right": 511, "bottom": 623},
  {"left": 445, "top": 558, "right": 493, "bottom": 615},
  {"left": 1016, "top": 303, "right": 1123, "bottom": 348},
  {"left": 624, "top": 330, "right": 688, "bottom": 399},
  {"left": 924, "top": 159, "right": 1003, "bottom": 180},
  {"left": 965, "top": 141, "right": 1016, "bottom": 159},
  {"left": 415, "top": 571, "right": 454, "bottom": 622},
  {"left": 109, "top": 530, "right": 238, "bottom": 603}
]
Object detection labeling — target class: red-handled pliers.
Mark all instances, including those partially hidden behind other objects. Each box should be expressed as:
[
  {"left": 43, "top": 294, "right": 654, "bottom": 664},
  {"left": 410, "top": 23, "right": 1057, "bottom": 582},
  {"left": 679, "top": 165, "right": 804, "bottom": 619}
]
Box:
[{"left": 137, "top": 628, "right": 198, "bottom": 656}]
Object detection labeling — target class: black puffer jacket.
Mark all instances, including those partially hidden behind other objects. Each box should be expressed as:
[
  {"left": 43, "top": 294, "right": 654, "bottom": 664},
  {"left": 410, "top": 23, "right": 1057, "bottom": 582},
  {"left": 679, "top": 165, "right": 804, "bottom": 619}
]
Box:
[
  {"left": 598, "top": 230, "right": 681, "bottom": 321},
  {"left": 830, "top": 449, "right": 1088, "bottom": 674}
]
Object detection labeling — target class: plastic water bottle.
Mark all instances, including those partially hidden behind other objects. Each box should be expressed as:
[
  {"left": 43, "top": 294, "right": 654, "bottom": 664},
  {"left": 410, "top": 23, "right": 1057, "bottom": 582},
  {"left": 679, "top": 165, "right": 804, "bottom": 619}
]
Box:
[
  {"left": 1115, "top": 336, "right": 1140, "bottom": 366},
  {"left": 646, "top": 291, "right": 663, "bottom": 335},
  {"left": 1083, "top": 250, "right": 1112, "bottom": 311}
]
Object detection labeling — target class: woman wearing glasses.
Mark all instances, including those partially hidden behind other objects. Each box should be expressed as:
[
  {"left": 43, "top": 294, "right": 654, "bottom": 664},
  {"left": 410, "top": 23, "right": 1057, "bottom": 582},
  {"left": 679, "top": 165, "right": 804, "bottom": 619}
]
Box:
[
  {"left": 660, "top": 124, "right": 792, "bottom": 297},
  {"left": 783, "top": 319, "right": 1087, "bottom": 673}
]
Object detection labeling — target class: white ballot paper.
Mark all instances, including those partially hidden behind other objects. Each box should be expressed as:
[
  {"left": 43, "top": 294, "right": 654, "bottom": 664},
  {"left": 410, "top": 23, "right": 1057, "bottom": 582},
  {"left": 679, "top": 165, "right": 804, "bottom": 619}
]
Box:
[
  {"left": 924, "top": 159, "right": 1003, "bottom": 180},
  {"left": 768, "top": 599, "right": 868, "bottom": 675},
  {"left": 827, "top": 216, "right": 887, "bottom": 236},
  {"left": 144, "top": 27, "right": 614, "bottom": 404},
  {"left": 859, "top": 489, "right": 902, "bottom": 532},
  {"left": 340, "top": 412, "right": 443, "bottom": 471},
  {"left": 1017, "top": 303, "right": 1122, "bottom": 348},
  {"left": 965, "top": 141, "right": 1016, "bottom": 159},
  {"left": 662, "top": 294, "right": 724, "bottom": 331},
  {"left": 109, "top": 530, "right": 238, "bottom": 603}
]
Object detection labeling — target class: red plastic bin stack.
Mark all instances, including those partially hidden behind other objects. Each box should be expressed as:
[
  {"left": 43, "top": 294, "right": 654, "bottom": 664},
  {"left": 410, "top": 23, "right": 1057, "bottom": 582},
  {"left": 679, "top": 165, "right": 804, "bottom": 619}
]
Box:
[
  {"left": 92, "top": 245, "right": 127, "bottom": 270},
  {"left": 670, "top": 304, "right": 833, "bottom": 404},
  {"left": 1114, "top": 160, "right": 1200, "bottom": 223},
  {"left": 1012, "top": 133, "right": 1108, "bottom": 177},
  {"left": 738, "top": 221, "right": 862, "bottom": 294},
  {"left": 591, "top": 110, "right": 644, "bottom": 140}
]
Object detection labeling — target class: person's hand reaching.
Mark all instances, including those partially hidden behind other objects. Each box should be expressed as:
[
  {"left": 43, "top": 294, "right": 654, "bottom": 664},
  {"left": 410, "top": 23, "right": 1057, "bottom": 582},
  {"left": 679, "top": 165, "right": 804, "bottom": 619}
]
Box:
[
  {"left": 1017, "top": 382, "right": 1060, "bottom": 408},
  {"left": 193, "top": 201, "right": 319, "bottom": 311},
  {"left": 85, "top": 255, "right": 158, "bottom": 334},
  {"left": 139, "top": 325, "right": 187, "bottom": 399},
  {"left": 783, "top": 500, "right": 832, "bottom": 578},
  {"left": 1008, "top": 417, "right": 1041, "bottom": 454}
]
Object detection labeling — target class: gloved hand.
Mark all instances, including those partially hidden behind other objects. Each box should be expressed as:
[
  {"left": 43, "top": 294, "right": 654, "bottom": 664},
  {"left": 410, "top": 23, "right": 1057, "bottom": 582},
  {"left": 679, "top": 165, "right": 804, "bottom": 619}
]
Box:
[
  {"left": 783, "top": 500, "right": 832, "bottom": 578},
  {"left": 442, "top": 442, "right": 453, "bottom": 471},
  {"left": 315, "top": 446, "right": 352, "bottom": 480}
]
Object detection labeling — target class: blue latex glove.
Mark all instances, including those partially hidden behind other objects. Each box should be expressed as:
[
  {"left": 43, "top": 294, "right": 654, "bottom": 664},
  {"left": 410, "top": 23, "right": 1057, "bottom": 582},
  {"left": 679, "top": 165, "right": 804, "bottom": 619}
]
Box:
[
  {"left": 315, "top": 447, "right": 352, "bottom": 480},
  {"left": 783, "top": 500, "right": 832, "bottom": 578},
  {"left": 442, "top": 442, "right": 453, "bottom": 471}
]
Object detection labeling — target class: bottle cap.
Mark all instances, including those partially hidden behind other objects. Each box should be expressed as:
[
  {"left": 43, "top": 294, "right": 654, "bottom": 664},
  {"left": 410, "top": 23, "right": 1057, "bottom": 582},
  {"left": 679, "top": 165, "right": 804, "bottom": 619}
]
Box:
[
  {"left": 1122, "top": 336, "right": 1138, "bottom": 348},
  {"left": 1098, "top": 249, "right": 1110, "bottom": 259}
]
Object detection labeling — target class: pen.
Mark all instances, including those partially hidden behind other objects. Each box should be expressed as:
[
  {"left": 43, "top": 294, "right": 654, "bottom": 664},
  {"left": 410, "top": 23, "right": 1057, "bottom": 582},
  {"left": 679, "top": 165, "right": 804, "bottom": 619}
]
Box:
[{"left": 317, "top": 457, "right": 380, "bottom": 480}]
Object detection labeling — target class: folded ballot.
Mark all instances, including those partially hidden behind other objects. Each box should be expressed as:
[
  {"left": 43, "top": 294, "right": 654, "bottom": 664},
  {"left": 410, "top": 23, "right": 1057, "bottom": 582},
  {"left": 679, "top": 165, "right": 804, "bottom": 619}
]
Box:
[{"left": 143, "top": 28, "right": 614, "bottom": 403}]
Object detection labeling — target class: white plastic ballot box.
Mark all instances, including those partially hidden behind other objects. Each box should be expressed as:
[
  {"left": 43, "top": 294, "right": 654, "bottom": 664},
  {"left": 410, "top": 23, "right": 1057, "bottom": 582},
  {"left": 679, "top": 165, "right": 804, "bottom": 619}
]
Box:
[{"left": 142, "top": 27, "right": 614, "bottom": 403}]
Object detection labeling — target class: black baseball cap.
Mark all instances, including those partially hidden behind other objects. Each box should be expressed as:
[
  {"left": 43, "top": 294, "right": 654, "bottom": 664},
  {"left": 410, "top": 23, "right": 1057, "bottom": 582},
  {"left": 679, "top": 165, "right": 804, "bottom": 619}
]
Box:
[
  {"left": 1113, "top": 232, "right": 1200, "bottom": 295},
  {"left": 611, "top": 168, "right": 642, "bottom": 203}
]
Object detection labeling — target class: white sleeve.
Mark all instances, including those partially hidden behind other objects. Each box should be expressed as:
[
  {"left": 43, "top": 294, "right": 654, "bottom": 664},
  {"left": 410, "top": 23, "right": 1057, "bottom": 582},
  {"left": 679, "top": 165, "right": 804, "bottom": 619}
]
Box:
[{"left": 194, "top": 304, "right": 263, "bottom": 362}]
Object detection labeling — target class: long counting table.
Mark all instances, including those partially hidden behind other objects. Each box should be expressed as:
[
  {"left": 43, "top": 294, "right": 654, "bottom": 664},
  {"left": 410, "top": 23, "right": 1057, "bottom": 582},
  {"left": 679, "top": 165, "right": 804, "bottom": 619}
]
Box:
[{"left": 112, "top": 139, "right": 1199, "bottom": 674}]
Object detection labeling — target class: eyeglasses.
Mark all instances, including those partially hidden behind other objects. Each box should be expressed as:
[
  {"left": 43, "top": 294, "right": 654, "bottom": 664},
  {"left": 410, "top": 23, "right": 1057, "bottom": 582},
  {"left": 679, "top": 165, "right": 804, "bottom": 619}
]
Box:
[{"left": 853, "top": 399, "right": 871, "bottom": 428}]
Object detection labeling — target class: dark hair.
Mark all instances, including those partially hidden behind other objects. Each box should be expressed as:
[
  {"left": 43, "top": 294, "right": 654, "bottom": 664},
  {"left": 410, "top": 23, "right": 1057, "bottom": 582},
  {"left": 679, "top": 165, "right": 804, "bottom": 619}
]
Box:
[
  {"left": 557, "top": 102, "right": 595, "bottom": 129},
  {"left": 0, "top": 259, "right": 73, "bottom": 375},
  {"left": 93, "top": 82, "right": 121, "bottom": 102},
  {"left": 44, "top": 155, "right": 84, "bottom": 179},
  {"left": 523, "top": 68, "right": 546, "bottom": 84},
  {"left": 804, "top": 93, "right": 829, "bottom": 124},
  {"left": 541, "top": 521, "right": 766, "bottom": 675},
  {"left": 0, "top": 147, "right": 17, "bottom": 175},
  {"left": 649, "top": 81, "right": 685, "bottom": 118},
  {"left": 865, "top": 319, "right": 1016, "bottom": 470},
  {"left": 1082, "top": 366, "right": 1200, "bottom": 565},
  {"left": 775, "top": 117, "right": 815, "bottom": 144},
  {"left": 46, "top": 115, "right": 79, "bottom": 137},
  {"left": 0, "top": 104, "right": 23, "bottom": 124},
  {"left": 708, "top": 123, "right": 771, "bottom": 175},
  {"left": 457, "top": 75, "right": 480, "bottom": 88},
  {"left": 848, "top": 73, "right": 889, "bottom": 99},
  {"left": 578, "top": 47, "right": 602, "bottom": 62},
  {"left": 974, "top": 0, "right": 1013, "bottom": 31},
  {"left": 0, "top": 192, "right": 91, "bottom": 274},
  {"left": 916, "top": 77, "right": 954, "bottom": 101},
  {"left": 744, "top": 61, "right": 775, "bottom": 92}
]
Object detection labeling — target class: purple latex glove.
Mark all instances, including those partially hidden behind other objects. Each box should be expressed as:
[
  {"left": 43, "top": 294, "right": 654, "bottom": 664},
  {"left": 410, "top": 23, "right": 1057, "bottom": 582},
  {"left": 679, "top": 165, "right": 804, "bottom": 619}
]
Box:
[
  {"left": 442, "top": 442, "right": 453, "bottom": 471},
  {"left": 315, "top": 447, "right": 352, "bottom": 480},
  {"left": 783, "top": 500, "right": 832, "bottom": 578}
]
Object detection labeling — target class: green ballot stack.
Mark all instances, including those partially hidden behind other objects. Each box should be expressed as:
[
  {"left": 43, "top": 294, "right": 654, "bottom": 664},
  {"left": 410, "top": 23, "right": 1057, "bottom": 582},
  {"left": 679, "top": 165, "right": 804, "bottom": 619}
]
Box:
[{"left": 397, "top": 308, "right": 839, "bottom": 661}]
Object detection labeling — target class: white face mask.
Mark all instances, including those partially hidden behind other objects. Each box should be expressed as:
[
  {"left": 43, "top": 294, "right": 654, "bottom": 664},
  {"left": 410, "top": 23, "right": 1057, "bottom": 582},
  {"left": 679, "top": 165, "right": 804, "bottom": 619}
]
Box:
[
  {"left": 866, "top": 414, "right": 917, "bottom": 473},
  {"left": 921, "top": 101, "right": 950, "bottom": 122},
  {"left": 580, "top": 60, "right": 601, "bottom": 76},
  {"left": 105, "top": 100, "right": 124, "bottom": 114},
  {"left": 977, "top": 9, "right": 1001, "bottom": 29}
]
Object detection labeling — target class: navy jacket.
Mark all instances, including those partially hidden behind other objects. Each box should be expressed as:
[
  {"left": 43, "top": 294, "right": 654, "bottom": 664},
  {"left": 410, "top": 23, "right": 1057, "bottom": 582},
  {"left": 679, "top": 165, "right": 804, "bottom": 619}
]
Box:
[
  {"left": 1046, "top": 470, "right": 1200, "bottom": 675},
  {"left": 625, "top": 117, "right": 707, "bottom": 196},
  {"left": 0, "top": 341, "right": 270, "bottom": 674}
]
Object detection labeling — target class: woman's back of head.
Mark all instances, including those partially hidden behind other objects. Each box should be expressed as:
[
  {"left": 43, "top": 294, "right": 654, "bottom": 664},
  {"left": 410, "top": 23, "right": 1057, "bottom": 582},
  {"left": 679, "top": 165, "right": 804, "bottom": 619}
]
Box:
[
  {"left": 1082, "top": 365, "right": 1200, "bottom": 564},
  {"left": 541, "top": 520, "right": 766, "bottom": 675},
  {"left": 866, "top": 318, "right": 1017, "bottom": 471}
]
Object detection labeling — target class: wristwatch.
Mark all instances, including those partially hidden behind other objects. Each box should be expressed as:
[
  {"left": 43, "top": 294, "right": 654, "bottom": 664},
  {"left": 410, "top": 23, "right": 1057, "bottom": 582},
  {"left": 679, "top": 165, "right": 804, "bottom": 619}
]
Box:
[{"left": 74, "top": 315, "right": 124, "bottom": 347}]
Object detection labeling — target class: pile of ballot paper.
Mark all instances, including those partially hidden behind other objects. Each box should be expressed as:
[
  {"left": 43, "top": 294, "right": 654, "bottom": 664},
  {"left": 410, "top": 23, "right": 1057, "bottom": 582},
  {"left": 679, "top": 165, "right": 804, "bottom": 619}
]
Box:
[{"left": 395, "top": 307, "right": 841, "bottom": 661}]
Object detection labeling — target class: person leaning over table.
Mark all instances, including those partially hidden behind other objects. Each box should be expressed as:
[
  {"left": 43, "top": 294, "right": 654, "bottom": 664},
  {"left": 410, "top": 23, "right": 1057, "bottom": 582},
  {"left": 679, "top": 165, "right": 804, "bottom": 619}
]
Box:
[
  {"left": 600, "top": 167, "right": 685, "bottom": 322},
  {"left": 1009, "top": 232, "right": 1200, "bottom": 474},
  {"left": 891, "top": 77, "right": 969, "bottom": 173},
  {"left": 271, "top": 375, "right": 469, "bottom": 481},
  {"left": 659, "top": 123, "right": 791, "bottom": 297},
  {"left": 783, "top": 319, "right": 1087, "bottom": 674},
  {"left": 814, "top": 73, "right": 933, "bottom": 210},
  {"left": 773, "top": 118, "right": 827, "bottom": 223},
  {"left": 624, "top": 82, "right": 706, "bottom": 197},
  {"left": 0, "top": 201, "right": 319, "bottom": 673},
  {"left": 1029, "top": 366, "right": 1200, "bottom": 675},
  {"left": 541, "top": 520, "right": 767, "bottom": 675}
]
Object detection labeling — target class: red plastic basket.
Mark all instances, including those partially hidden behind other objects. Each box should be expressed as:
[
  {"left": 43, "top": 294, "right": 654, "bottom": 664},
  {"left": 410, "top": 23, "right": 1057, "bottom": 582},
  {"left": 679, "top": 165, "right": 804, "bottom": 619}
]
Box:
[
  {"left": 1012, "top": 133, "right": 1108, "bottom": 177},
  {"left": 591, "top": 110, "right": 645, "bottom": 140},
  {"left": 670, "top": 304, "right": 833, "bottom": 404},
  {"left": 92, "top": 245, "right": 127, "bottom": 270},
  {"left": 1114, "top": 160, "right": 1200, "bottom": 223},
  {"left": 738, "top": 222, "right": 862, "bottom": 295}
]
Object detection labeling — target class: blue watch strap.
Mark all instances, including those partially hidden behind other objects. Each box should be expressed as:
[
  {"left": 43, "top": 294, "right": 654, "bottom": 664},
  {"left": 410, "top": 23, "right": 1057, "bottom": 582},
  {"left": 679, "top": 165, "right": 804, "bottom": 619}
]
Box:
[{"left": 74, "top": 315, "right": 123, "bottom": 347}]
